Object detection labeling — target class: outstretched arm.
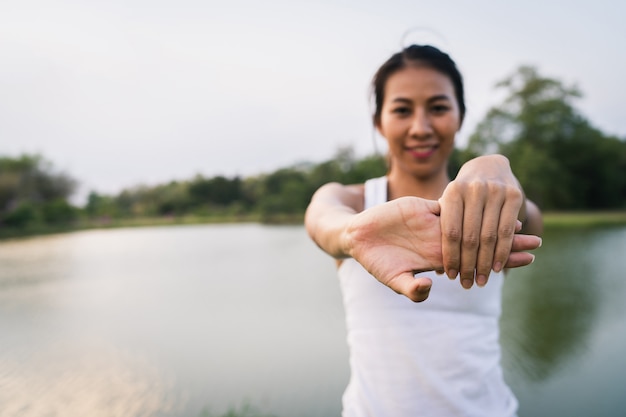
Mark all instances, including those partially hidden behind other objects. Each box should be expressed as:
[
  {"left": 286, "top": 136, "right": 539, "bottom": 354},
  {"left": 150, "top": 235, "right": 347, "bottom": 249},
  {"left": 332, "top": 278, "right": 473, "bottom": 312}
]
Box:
[
  {"left": 304, "top": 182, "right": 365, "bottom": 259},
  {"left": 306, "top": 184, "right": 444, "bottom": 302},
  {"left": 306, "top": 180, "right": 541, "bottom": 302}
]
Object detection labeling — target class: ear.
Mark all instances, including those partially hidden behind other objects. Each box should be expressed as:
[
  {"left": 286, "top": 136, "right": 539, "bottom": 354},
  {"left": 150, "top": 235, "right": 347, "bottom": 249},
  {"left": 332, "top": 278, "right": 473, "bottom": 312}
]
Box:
[{"left": 373, "top": 114, "right": 383, "bottom": 136}]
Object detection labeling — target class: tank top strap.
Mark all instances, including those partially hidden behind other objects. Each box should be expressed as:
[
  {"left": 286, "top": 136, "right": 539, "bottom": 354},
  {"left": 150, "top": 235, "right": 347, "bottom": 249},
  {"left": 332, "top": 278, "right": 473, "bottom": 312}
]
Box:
[{"left": 364, "top": 176, "right": 388, "bottom": 209}]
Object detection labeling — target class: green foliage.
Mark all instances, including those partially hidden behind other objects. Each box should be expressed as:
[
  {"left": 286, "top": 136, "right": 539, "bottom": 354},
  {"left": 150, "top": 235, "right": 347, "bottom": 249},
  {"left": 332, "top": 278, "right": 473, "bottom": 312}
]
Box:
[
  {"left": 0, "top": 154, "right": 78, "bottom": 231},
  {"left": 2, "top": 202, "right": 39, "bottom": 228},
  {"left": 468, "top": 65, "right": 626, "bottom": 210},
  {"left": 189, "top": 175, "right": 246, "bottom": 207},
  {"left": 3, "top": 65, "right": 625, "bottom": 236},
  {"left": 41, "top": 199, "right": 78, "bottom": 224},
  {"left": 74, "top": 147, "right": 386, "bottom": 225}
]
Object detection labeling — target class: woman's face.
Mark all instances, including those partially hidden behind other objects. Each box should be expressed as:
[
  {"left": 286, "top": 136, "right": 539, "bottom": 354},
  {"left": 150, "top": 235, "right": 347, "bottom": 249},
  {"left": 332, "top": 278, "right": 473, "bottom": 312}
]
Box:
[{"left": 377, "top": 65, "right": 461, "bottom": 182}]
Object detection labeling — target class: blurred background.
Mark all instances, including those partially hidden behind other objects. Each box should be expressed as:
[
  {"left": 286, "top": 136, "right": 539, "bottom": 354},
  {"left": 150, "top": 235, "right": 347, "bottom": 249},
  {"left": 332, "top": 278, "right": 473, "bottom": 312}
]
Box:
[{"left": 1, "top": 0, "right": 625, "bottom": 416}]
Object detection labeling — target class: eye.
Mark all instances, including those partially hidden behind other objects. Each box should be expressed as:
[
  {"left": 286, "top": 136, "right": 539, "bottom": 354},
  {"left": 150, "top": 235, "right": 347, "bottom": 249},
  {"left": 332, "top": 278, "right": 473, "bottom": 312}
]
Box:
[
  {"left": 392, "top": 106, "right": 411, "bottom": 117},
  {"left": 430, "top": 104, "right": 450, "bottom": 114}
]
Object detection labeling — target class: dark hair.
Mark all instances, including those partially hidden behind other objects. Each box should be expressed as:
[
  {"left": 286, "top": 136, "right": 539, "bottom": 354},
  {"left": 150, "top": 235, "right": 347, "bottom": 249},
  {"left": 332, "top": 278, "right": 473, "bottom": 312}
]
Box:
[{"left": 371, "top": 44, "right": 466, "bottom": 126}]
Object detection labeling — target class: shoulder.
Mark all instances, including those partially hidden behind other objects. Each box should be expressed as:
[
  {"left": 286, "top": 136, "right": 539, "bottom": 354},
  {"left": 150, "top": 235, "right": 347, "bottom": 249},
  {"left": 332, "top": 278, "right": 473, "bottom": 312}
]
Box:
[{"left": 312, "top": 182, "right": 366, "bottom": 211}]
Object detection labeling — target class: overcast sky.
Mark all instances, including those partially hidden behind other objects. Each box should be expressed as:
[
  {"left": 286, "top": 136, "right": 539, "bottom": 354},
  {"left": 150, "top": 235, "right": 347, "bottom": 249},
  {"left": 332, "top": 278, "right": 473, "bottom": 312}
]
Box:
[{"left": 2, "top": 0, "right": 624, "bottom": 203}]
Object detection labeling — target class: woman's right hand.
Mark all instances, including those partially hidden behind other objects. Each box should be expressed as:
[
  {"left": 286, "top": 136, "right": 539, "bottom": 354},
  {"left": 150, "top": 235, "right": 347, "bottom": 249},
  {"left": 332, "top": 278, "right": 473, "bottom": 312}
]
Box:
[
  {"left": 343, "top": 197, "right": 540, "bottom": 302},
  {"left": 343, "top": 197, "right": 444, "bottom": 302},
  {"left": 306, "top": 183, "right": 541, "bottom": 302}
]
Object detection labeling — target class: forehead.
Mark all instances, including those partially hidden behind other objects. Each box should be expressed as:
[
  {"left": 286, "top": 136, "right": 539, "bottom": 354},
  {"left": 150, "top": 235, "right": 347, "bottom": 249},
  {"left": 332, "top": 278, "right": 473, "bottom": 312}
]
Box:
[{"left": 383, "top": 65, "right": 456, "bottom": 101}]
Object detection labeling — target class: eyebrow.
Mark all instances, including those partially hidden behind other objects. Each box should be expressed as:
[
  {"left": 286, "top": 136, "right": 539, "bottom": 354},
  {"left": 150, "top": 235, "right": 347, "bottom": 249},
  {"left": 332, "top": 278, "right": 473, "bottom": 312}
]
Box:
[{"left": 390, "top": 94, "right": 452, "bottom": 104}]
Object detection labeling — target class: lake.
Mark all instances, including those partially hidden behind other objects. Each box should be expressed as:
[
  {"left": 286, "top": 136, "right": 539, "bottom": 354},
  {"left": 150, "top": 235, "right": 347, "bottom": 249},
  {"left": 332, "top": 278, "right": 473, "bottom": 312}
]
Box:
[{"left": 0, "top": 224, "right": 625, "bottom": 417}]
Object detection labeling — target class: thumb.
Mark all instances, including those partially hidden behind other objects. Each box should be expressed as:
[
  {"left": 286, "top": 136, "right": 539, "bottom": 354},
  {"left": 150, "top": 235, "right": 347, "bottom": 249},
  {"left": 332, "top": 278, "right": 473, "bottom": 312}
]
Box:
[
  {"left": 426, "top": 199, "right": 441, "bottom": 216},
  {"left": 387, "top": 273, "right": 433, "bottom": 303}
]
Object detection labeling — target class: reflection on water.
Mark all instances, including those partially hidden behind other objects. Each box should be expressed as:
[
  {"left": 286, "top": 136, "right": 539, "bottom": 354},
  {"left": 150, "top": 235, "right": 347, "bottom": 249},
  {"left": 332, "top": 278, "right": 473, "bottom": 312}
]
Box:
[
  {"left": 0, "top": 225, "right": 347, "bottom": 417},
  {"left": 0, "top": 232, "right": 185, "bottom": 416},
  {"left": 501, "top": 226, "right": 626, "bottom": 417},
  {"left": 0, "top": 225, "right": 625, "bottom": 417},
  {"left": 0, "top": 340, "right": 180, "bottom": 417},
  {"left": 501, "top": 228, "right": 598, "bottom": 380}
]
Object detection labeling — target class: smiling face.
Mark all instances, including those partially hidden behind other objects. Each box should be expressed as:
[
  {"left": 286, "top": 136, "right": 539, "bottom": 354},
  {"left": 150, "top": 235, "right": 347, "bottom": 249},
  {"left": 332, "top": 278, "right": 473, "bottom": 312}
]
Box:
[{"left": 376, "top": 64, "right": 461, "bottom": 188}]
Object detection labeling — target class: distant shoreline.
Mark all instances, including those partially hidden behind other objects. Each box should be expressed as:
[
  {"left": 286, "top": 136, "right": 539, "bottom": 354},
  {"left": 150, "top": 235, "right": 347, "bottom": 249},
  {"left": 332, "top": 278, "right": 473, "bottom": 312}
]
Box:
[
  {"left": 2, "top": 211, "right": 626, "bottom": 241},
  {"left": 541, "top": 211, "right": 626, "bottom": 228}
]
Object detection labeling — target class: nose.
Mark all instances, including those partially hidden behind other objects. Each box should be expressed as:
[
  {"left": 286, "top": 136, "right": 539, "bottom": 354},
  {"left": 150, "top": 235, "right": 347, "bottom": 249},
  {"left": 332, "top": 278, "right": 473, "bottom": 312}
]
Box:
[{"left": 409, "top": 110, "right": 433, "bottom": 137}]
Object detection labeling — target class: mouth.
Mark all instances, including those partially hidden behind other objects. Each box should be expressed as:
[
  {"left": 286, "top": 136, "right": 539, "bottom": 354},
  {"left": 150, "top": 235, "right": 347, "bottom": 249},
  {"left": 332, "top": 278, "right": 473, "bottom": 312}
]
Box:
[{"left": 406, "top": 144, "right": 438, "bottom": 159}]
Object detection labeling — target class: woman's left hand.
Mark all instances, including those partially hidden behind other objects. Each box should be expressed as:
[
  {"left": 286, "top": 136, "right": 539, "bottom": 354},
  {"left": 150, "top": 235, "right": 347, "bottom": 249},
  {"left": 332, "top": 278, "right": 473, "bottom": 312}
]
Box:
[{"left": 438, "top": 154, "right": 530, "bottom": 289}]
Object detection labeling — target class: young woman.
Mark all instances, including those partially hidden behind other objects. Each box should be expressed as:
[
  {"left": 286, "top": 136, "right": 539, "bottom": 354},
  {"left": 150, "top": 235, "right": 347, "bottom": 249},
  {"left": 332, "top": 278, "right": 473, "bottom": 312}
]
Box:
[{"left": 305, "top": 45, "right": 543, "bottom": 417}]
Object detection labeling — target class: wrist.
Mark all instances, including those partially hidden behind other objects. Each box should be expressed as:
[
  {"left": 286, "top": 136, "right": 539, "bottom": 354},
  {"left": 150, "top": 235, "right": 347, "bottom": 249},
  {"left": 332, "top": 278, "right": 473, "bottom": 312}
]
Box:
[{"left": 340, "top": 213, "right": 359, "bottom": 259}]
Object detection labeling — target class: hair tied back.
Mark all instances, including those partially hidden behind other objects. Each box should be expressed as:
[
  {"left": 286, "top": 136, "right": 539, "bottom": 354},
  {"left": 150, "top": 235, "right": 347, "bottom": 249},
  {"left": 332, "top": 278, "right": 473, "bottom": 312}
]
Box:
[{"left": 400, "top": 26, "right": 450, "bottom": 51}]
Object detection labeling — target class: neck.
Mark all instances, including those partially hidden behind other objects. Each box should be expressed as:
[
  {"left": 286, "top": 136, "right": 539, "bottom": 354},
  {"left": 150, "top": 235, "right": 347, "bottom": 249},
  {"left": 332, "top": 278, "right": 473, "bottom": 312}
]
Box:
[{"left": 387, "top": 169, "right": 450, "bottom": 201}]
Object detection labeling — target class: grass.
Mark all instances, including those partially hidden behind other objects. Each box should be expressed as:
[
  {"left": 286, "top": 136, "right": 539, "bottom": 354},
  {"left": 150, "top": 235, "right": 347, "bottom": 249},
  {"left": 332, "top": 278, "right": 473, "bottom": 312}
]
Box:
[
  {"left": 542, "top": 211, "right": 626, "bottom": 228},
  {"left": 2, "top": 211, "right": 625, "bottom": 241}
]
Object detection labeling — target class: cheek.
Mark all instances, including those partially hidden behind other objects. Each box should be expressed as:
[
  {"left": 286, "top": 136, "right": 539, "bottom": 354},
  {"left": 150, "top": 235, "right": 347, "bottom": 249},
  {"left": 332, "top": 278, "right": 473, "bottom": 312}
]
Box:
[
  {"left": 378, "top": 119, "right": 398, "bottom": 141},
  {"left": 438, "top": 118, "right": 460, "bottom": 140}
]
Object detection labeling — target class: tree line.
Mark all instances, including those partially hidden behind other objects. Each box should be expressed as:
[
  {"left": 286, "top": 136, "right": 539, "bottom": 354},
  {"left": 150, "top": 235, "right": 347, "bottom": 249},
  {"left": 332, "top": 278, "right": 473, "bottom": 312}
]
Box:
[{"left": 1, "top": 66, "right": 625, "bottom": 235}]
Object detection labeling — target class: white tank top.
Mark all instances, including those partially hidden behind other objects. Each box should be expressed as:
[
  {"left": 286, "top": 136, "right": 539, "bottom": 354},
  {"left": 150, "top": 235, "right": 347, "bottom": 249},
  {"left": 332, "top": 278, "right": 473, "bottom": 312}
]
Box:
[{"left": 337, "top": 176, "right": 518, "bottom": 417}]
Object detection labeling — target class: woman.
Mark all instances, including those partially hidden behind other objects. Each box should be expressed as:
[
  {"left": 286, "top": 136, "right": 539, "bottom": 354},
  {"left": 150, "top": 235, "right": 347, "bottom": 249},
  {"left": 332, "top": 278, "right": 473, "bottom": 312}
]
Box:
[{"left": 305, "top": 45, "right": 543, "bottom": 416}]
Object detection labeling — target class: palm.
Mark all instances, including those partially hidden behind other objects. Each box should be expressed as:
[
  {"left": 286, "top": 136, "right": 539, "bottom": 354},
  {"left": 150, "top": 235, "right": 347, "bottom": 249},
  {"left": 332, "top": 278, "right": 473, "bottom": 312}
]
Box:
[
  {"left": 346, "top": 196, "right": 540, "bottom": 302},
  {"left": 347, "top": 197, "right": 443, "bottom": 302}
]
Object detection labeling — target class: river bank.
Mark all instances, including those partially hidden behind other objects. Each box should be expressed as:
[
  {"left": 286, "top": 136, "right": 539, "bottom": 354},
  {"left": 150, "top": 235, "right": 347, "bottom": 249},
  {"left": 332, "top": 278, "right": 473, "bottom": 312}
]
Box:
[{"left": 2, "top": 211, "right": 626, "bottom": 241}]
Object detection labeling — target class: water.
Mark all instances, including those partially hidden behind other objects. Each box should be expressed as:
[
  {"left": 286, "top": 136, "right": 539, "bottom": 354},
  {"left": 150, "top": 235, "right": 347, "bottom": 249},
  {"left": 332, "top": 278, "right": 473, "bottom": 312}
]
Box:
[
  {"left": 0, "top": 224, "right": 625, "bottom": 416},
  {"left": 501, "top": 227, "right": 626, "bottom": 416}
]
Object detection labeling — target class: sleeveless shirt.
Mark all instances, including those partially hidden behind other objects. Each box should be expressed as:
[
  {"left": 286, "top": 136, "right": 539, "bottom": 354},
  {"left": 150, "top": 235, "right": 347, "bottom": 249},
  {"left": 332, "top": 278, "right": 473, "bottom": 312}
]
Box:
[{"left": 337, "top": 176, "right": 518, "bottom": 417}]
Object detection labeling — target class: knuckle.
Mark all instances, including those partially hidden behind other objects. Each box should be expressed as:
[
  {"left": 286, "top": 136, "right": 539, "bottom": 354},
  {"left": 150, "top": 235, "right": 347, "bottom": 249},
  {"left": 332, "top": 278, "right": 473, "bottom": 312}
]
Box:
[
  {"left": 506, "top": 186, "right": 523, "bottom": 202},
  {"left": 499, "top": 222, "right": 516, "bottom": 238},
  {"left": 480, "top": 229, "right": 498, "bottom": 245},
  {"left": 468, "top": 180, "right": 487, "bottom": 197},
  {"left": 444, "top": 227, "right": 462, "bottom": 243},
  {"left": 462, "top": 232, "right": 479, "bottom": 249},
  {"left": 446, "top": 181, "right": 462, "bottom": 193},
  {"left": 487, "top": 182, "right": 506, "bottom": 197}
]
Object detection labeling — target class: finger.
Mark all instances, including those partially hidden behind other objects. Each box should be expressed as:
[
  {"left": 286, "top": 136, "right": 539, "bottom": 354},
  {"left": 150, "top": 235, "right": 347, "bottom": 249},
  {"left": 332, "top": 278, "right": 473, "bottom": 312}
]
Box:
[
  {"left": 439, "top": 189, "right": 463, "bottom": 281},
  {"left": 492, "top": 193, "right": 523, "bottom": 273},
  {"left": 511, "top": 234, "right": 542, "bottom": 252},
  {"left": 387, "top": 273, "right": 433, "bottom": 302},
  {"left": 504, "top": 252, "right": 535, "bottom": 269},
  {"left": 475, "top": 192, "right": 505, "bottom": 287},
  {"left": 459, "top": 185, "right": 487, "bottom": 289}
]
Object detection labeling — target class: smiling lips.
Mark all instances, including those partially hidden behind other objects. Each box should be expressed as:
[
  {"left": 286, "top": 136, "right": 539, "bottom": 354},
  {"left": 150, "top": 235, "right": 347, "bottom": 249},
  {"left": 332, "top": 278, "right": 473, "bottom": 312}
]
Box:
[{"left": 407, "top": 144, "right": 438, "bottom": 159}]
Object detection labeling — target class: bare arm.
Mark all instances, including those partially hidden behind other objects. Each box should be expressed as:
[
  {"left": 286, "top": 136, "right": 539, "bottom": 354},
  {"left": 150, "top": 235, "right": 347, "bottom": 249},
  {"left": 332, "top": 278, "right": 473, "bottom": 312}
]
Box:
[
  {"left": 520, "top": 199, "right": 543, "bottom": 236},
  {"left": 306, "top": 184, "right": 444, "bottom": 302},
  {"left": 304, "top": 182, "right": 365, "bottom": 259},
  {"left": 306, "top": 180, "right": 541, "bottom": 302}
]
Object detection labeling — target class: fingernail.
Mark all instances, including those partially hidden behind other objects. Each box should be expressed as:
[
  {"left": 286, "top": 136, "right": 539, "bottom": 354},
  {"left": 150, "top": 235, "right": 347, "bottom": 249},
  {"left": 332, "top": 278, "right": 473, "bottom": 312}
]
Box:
[
  {"left": 538, "top": 238, "right": 543, "bottom": 248},
  {"left": 418, "top": 285, "right": 432, "bottom": 294},
  {"left": 530, "top": 254, "right": 535, "bottom": 264},
  {"left": 462, "top": 279, "right": 473, "bottom": 289},
  {"left": 476, "top": 274, "right": 487, "bottom": 287},
  {"left": 447, "top": 269, "right": 458, "bottom": 280},
  {"left": 493, "top": 261, "right": 503, "bottom": 273}
]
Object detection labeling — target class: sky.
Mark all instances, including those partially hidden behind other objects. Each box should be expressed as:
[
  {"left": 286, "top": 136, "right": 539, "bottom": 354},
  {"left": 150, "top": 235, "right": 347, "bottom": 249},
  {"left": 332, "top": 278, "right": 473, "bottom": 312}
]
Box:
[{"left": 1, "top": 0, "right": 625, "bottom": 203}]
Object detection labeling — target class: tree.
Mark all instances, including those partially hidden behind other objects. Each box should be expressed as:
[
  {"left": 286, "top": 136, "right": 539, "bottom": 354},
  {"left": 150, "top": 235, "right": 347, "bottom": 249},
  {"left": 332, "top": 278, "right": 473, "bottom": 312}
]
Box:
[
  {"left": 468, "top": 66, "right": 626, "bottom": 210},
  {"left": 0, "top": 154, "right": 78, "bottom": 228}
]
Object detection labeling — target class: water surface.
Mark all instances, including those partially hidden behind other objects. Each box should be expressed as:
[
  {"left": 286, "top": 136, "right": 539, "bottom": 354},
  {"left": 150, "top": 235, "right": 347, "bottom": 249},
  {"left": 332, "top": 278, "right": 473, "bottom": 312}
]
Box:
[{"left": 0, "top": 224, "right": 624, "bottom": 416}]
